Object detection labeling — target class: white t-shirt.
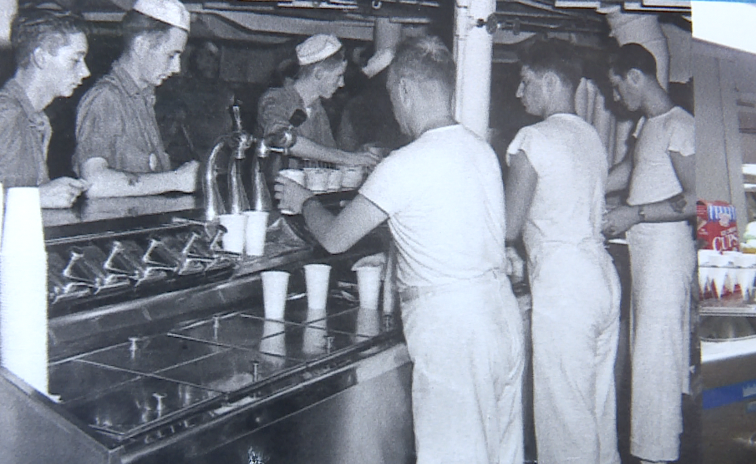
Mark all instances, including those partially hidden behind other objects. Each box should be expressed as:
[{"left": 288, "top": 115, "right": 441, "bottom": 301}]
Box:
[
  {"left": 506, "top": 113, "right": 608, "bottom": 258},
  {"left": 627, "top": 106, "right": 694, "bottom": 206},
  {"left": 360, "top": 124, "right": 506, "bottom": 289}
]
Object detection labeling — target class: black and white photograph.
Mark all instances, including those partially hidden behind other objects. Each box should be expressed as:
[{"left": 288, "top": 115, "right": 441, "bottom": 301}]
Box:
[{"left": 0, "top": 1, "right": 748, "bottom": 463}]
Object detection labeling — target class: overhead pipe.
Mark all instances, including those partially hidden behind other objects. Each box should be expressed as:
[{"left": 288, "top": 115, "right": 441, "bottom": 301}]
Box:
[{"left": 453, "top": 0, "right": 496, "bottom": 140}]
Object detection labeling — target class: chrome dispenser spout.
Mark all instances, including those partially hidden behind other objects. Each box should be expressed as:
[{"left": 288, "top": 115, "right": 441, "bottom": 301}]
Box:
[
  {"left": 203, "top": 139, "right": 227, "bottom": 222},
  {"left": 228, "top": 131, "right": 252, "bottom": 214},
  {"left": 249, "top": 137, "right": 273, "bottom": 212}
]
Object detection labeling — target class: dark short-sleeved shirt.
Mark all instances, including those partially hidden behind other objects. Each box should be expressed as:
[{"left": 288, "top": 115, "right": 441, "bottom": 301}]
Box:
[
  {"left": 257, "top": 83, "right": 337, "bottom": 150},
  {"left": 0, "top": 78, "right": 51, "bottom": 187},
  {"left": 74, "top": 60, "right": 170, "bottom": 174}
]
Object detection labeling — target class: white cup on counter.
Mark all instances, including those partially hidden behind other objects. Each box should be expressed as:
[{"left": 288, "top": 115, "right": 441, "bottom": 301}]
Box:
[
  {"left": 219, "top": 214, "right": 246, "bottom": 254},
  {"left": 326, "top": 169, "right": 343, "bottom": 192},
  {"left": 340, "top": 166, "right": 364, "bottom": 190},
  {"left": 355, "top": 266, "right": 383, "bottom": 310},
  {"left": 304, "top": 168, "right": 329, "bottom": 193},
  {"left": 244, "top": 211, "right": 269, "bottom": 257},
  {"left": 261, "top": 271, "right": 290, "bottom": 321},
  {"left": 279, "top": 169, "right": 306, "bottom": 187},
  {"left": 304, "top": 264, "right": 331, "bottom": 316}
]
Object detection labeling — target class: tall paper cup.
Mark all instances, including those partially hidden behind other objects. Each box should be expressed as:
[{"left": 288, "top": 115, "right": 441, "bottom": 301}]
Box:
[
  {"left": 261, "top": 271, "right": 289, "bottom": 321},
  {"left": 1, "top": 187, "right": 48, "bottom": 394},
  {"left": 356, "top": 266, "right": 383, "bottom": 310},
  {"left": 304, "top": 264, "right": 331, "bottom": 313},
  {"left": 219, "top": 214, "right": 246, "bottom": 254},
  {"left": 244, "top": 211, "right": 269, "bottom": 257}
]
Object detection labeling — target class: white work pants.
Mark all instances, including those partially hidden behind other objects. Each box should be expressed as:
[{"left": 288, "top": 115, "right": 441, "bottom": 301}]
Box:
[
  {"left": 400, "top": 272, "right": 525, "bottom": 464},
  {"left": 627, "top": 221, "right": 695, "bottom": 461},
  {"left": 529, "top": 245, "right": 621, "bottom": 464}
]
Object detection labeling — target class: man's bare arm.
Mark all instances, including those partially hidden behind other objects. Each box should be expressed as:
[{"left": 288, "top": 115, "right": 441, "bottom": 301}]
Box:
[
  {"left": 606, "top": 155, "right": 633, "bottom": 194},
  {"left": 505, "top": 150, "right": 538, "bottom": 242},
  {"left": 290, "top": 137, "right": 380, "bottom": 167},
  {"left": 81, "top": 158, "right": 199, "bottom": 198},
  {"left": 302, "top": 194, "right": 389, "bottom": 254}
]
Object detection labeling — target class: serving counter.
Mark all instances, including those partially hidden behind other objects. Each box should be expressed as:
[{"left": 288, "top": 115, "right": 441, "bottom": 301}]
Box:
[
  {"left": 700, "top": 297, "right": 756, "bottom": 464},
  {"left": 0, "top": 193, "right": 414, "bottom": 464}
]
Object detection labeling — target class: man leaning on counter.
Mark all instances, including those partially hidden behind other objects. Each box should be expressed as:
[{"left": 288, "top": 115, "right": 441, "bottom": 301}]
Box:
[
  {"left": 0, "top": 6, "right": 90, "bottom": 209},
  {"left": 73, "top": 0, "right": 199, "bottom": 198},
  {"left": 257, "top": 33, "right": 381, "bottom": 168}
]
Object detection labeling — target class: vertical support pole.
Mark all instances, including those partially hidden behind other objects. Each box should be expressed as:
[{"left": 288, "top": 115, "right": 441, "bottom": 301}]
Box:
[
  {"left": 0, "top": 0, "right": 17, "bottom": 47},
  {"left": 453, "top": 0, "right": 496, "bottom": 140}
]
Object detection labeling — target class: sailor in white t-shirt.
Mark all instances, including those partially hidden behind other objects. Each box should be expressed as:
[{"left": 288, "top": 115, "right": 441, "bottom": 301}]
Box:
[
  {"left": 505, "top": 40, "right": 621, "bottom": 464},
  {"left": 604, "top": 43, "right": 696, "bottom": 464},
  {"left": 275, "top": 36, "right": 524, "bottom": 464}
]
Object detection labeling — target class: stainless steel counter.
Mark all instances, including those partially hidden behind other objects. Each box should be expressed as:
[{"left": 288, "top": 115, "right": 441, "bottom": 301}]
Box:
[
  {"left": 700, "top": 298, "right": 756, "bottom": 463},
  {"left": 2, "top": 194, "right": 411, "bottom": 464}
]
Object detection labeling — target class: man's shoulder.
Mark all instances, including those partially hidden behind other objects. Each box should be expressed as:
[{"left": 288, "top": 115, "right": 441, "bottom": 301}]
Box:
[
  {"left": 78, "top": 73, "right": 125, "bottom": 111},
  {"left": 0, "top": 91, "right": 23, "bottom": 115}
]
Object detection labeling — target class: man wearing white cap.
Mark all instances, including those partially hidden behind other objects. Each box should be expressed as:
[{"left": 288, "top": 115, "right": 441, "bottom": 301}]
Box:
[
  {"left": 257, "top": 33, "right": 381, "bottom": 167},
  {"left": 74, "top": 0, "right": 199, "bottom": 198}
]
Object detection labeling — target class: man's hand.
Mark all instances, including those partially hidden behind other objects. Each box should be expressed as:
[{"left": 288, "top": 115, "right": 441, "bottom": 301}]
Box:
[
  {"left": 346, "top": 149, "right": 382, "bottom": 168},
  {"left": 274, "top": 175, "right": 315, "bottom": 214},
  {"left": 505, "top": 246, "right": 527, "bottom": 285},
  {"left": 39, "top": 177, "right": 89, "bottom": 209},
  {"left": 173, "top": 160, "right": 200, "bottom": 193},
  {"left": 603, "top": 205, "right": 640, "bottom": 237}
]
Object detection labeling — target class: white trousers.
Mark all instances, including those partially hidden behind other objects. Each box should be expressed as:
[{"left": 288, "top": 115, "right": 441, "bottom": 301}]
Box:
[
  {"left": 529, "top": 244, "right": 621, "bottom": 464},
  {"left": 400, "top": 272, "right": 525, "bottom": 464},
  {"left": 627, "top": 221, "right": 695, "bottom": 461}
]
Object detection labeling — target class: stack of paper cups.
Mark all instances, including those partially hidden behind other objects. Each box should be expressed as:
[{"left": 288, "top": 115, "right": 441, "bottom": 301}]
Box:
[{"left": 0, "top": 187, "right": 49, "bottom": 394}]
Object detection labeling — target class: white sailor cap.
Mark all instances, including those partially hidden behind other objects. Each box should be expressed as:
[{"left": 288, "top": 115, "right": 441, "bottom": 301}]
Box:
[
  {"left": 361, "top": 48, "right": 395, "bottom": 78},
  {"left": 296, "top": 34, "right": 342, "bottom": 66},
  {"left": 133, "top": 0, "right": 191, "bottom": 32}
]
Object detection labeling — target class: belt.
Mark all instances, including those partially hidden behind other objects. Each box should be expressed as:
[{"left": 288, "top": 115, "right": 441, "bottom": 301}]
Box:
[{"left": 398, "top": 268, "right": 506, "bottom": 304}]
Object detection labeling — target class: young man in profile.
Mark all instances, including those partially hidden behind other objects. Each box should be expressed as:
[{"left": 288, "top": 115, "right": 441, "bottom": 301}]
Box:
[
  {"left": 603, "top": 43, "right": 696, "bottom": 464},
  {"left": 0, "top": 7, "right": 90, "bottom": 208},
  {"left": 257, "top": 33, "right": 380, "bottom": 168},
  {"left": 74, "top": 0, "right": 199, "bottom": 198},
  {"left": 505, "top": 39, "right": 621, "bottom": 464}
]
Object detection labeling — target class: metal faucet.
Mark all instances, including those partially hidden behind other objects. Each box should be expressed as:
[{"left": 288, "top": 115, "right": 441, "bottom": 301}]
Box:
[{"left": 202, "top": 104, "right": 300, "bottom": 222}]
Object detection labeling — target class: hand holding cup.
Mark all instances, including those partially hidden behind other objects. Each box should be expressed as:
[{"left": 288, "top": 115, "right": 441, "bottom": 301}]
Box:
[{"left": 274, "top": 175, "right": 314, "bottom": 215}]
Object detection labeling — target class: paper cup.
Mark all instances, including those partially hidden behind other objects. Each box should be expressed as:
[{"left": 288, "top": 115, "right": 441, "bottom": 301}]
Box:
[
  {"left": 326, "top": 169, "right": 343, "bottom": 192},
  {"left": 219, "top": 214, "right": 246, "bottom": 254},
  {"left": 340, "top": 166, "right": 364, "bottom": 189},
  {"left": 305, "top": 168, "right": 329, "bottom": 193},
  {"left": 261, "top": 271, "right": 290, "bottom": 321},
  {"left": 279, "top": 169, "right": 306, "bottom": 186},
  {"left": 356, "top": 266, "right": 383, "bottom": 310},
  {"left": 304, "top": 264, "right": 331, "bottom": 313},
  {"left": 244, "top": 211, "right": 269, "bottom": 257}
]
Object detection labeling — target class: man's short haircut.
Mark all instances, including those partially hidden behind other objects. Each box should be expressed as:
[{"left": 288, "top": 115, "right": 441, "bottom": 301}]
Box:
[
  {"left": 11, "top": 7, "right": 85, "bottom": 69},
  {"left": 298, "top": 47, "right": 346, "bottom": 79},
  {"left": 519, "top": 39, "right": 583, "bottom": 91},
  {"left": 387, "top": 36, "right": 456, "bottom": 94},
  {"left": 121, "top": 9, "right": 174, "bottom": 50},
  {"left": 609, "top": 43, "right": 657, "bottom": 79}
]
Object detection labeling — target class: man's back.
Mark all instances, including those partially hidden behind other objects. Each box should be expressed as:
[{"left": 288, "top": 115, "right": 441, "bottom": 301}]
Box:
[
  {"left": 508, "top": 113, "right": 608, "bottom": 256},
  {"left": 359, "top": 124, "right": 506, "bottom": 289}
]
